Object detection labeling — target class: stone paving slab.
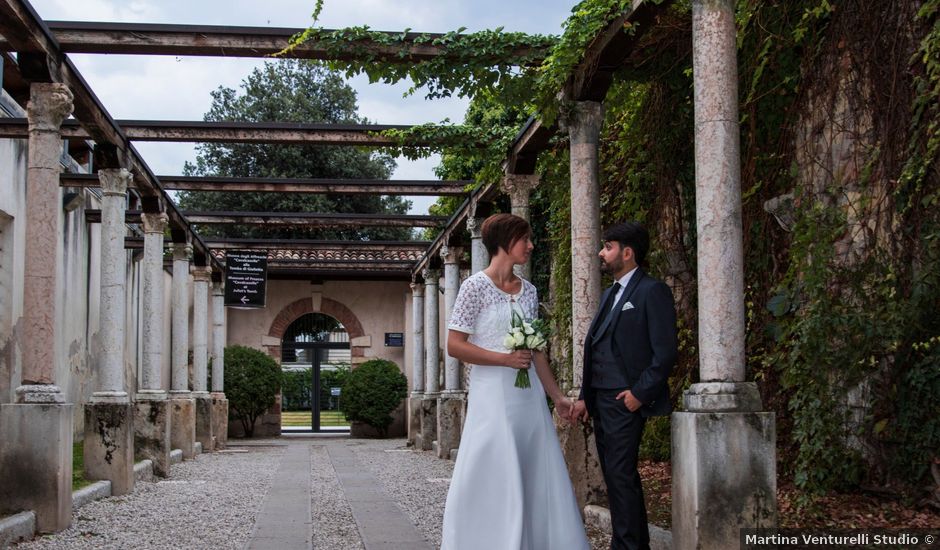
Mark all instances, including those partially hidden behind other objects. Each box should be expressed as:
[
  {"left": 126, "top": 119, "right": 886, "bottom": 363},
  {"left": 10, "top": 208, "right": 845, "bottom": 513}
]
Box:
[
  {"left": 329, "top": 445, "right": 432, "bottom": 550},
  {"left": 246, "top": 443, "right": 312, "bottom": 550}
]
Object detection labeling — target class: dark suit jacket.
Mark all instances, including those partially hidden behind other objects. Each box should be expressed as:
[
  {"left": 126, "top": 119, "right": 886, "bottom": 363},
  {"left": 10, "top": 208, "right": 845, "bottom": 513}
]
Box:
[{"left": 579, "top": 269, "right": 678, "bottom": 418}]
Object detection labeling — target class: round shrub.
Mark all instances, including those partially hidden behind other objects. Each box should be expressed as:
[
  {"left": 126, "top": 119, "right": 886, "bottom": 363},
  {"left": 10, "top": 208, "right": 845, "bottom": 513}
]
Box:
[
  {"left": 342, "top": 359, "right": 407, "bottom": 437},
  {"left": 224, "top": 345, "right": 281, "bottom": 437}
]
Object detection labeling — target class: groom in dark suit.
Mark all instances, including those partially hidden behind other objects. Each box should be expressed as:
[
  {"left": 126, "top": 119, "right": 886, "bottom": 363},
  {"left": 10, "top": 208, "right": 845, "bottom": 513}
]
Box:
[{"left": 571, "top": 221, "right": 678, "bottom": 550}]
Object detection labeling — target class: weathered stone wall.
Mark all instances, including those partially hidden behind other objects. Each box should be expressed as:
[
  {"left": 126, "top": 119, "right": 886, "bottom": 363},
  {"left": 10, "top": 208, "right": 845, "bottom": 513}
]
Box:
[{"left": 0, "top": 90, "right": 150, "bottom": 439}]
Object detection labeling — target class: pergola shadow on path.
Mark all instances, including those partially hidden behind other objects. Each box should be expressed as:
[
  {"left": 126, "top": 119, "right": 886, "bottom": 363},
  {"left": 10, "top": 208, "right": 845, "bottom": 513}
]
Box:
[{"left": 0, "top": 0, "right": 776, "bottom": 547}]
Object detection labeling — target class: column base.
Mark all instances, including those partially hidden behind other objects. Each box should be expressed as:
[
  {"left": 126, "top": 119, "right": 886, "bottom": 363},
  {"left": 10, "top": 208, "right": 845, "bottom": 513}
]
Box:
[
  {"left": 169, "top": 395, "right": 196, "bottom": 459},
  {"left": 436, "top": 393, "right": 465, "bottom": 460},
  {"left": 0, "top": 402, "right": 74, "bottom": 532},
  {"left": 407, "top": 394, "right": 422, "bottom": 447},
  {"left": 210, "top": 393, "right": 228, "bottom": 451},
  {"left": 83, "top": 402, "right": 135, "bottom": 496},
  {"left": 672, "top": 410, "right": 777, "bottom": 549},
  {"left": 134, "top": 399, "right": 171, "bottom": 477},
  {"left": 419, "top": 395, "right": 438, "bottom": 451},
  {"left": 194, "top": 393, "right": 213, "bottom": 453},
  {"left": 555, "top": 416, "right": 607, "bottom": 511}
]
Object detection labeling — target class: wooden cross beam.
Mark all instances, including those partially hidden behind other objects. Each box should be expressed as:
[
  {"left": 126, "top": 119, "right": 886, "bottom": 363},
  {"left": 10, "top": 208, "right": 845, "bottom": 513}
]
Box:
[
  {"left": 88, "top": 210, "right": 447, "bottom": 228},
  {"left": 0, "top": 119, "right": 468, "bottom": 146},
  {"left": 0, "top": 20, "right": 552, "bottom": 64},
  {"left": 124, "top": 237, "right": 432, "bottom": 251},
  {"left": 61, "top": 173, "right": 470, "bottom": 196}
]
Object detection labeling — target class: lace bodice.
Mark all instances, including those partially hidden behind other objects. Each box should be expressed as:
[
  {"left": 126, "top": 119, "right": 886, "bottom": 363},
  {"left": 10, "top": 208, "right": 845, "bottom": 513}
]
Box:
[{"left": 448, "top": 271, "right": 539, "bottom": 360}]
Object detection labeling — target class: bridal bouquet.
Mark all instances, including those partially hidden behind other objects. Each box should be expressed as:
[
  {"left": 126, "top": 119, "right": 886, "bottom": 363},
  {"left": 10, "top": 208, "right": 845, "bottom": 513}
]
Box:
[{"left": 503, "top": 310, "right": 549, "bottom": 388}]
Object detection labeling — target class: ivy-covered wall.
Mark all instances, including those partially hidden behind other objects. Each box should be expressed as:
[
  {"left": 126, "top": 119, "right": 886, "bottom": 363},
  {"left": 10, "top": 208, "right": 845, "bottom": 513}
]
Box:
[{"left": 526, "top": 0, "right": 939, "bottom": 496}]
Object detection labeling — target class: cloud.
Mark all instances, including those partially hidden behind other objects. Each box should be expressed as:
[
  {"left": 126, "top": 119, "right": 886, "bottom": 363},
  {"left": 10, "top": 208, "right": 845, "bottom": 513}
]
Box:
[{"left": 28, "top": 0, "right": 574, "bottom": 213}]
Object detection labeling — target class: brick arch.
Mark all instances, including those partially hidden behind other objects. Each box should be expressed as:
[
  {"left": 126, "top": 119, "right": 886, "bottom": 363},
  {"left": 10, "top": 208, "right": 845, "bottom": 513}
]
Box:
[{"left": 265, "top": 297, "right": 365, "bottom": 359}]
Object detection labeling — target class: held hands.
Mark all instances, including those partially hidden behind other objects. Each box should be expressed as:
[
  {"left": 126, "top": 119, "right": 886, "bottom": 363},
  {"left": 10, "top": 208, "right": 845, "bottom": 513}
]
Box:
[
  {"left": 503, "top": 349, "right": 533, "bottom": 370},
  {"left": 554, "top": 397, "right": 573, "bottom": 422},
  {"left": 569, "top": 400, "right": 590, "bottom": 425}
]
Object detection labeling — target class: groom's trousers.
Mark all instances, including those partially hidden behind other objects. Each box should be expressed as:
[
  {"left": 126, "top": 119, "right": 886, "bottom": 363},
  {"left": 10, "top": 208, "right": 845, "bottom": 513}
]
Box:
[{"left": 592, "top": 389, "right": 650, "bottom": 550}]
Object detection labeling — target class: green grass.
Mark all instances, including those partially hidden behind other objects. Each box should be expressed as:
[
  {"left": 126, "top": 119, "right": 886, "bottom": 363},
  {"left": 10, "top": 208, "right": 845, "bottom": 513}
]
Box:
[
  {"left": 281, "top": 410, "right": 348, "bottom": 427},
  {"left": 72, "top": 441, "right": 91, "bottom": 491}
]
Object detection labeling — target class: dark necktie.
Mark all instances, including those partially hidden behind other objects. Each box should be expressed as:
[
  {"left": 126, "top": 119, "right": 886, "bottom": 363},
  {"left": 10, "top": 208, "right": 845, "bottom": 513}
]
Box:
[{"left": 592, "top": 282, "right": 621, "bottom": 341}]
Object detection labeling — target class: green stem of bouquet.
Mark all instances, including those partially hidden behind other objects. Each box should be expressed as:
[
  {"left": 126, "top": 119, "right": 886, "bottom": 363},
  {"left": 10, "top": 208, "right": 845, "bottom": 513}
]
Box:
[{"left": 514, "top": 368, "right": 531, "bottom": 389}]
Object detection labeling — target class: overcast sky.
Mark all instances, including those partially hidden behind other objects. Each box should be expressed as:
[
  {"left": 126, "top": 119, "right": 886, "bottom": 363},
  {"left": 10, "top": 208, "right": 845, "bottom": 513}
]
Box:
[{"left": 27, "top": 0, "right": 575, "bottom": 213}]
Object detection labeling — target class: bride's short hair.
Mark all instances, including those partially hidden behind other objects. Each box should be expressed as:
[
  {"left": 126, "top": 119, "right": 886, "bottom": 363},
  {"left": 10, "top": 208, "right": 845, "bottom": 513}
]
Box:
[{"left": 481, "top": 213, "right": 531, "bottom": 257}]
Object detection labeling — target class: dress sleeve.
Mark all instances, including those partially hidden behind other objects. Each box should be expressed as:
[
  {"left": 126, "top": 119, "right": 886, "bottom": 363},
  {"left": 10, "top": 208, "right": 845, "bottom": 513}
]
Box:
[
  {"left": 448, "top": 277, "right": 483, "bottom": 334},
  {"left": 523, "top": 281, "right": 539, "bottom": 321}
]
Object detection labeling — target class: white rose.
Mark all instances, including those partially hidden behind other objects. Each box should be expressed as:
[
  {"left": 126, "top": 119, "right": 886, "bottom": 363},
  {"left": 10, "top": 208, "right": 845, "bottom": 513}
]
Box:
[
  {"left": 526, "top": 335, "right": 545, "bottom": 350},
  {"left": 503, "top": 335, "right": 516, "bottom": 349},
  {"left": 524, "top": 323, "right": 535, "bottom": 335},
  {"left": 513, "top": 332, "right": 526, "bottom": 347},
  {"left": 512, "top": 326, "right": 524, "bottom": 336}
]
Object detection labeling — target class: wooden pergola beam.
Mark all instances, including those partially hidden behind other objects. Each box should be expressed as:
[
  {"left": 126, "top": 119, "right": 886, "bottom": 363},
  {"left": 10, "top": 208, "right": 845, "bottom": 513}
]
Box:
[
  {"left": 0, "top": 119, "right": 466, "bottom": 146},
  {"left": 89, "top": 210, "right": 446, "bottom": 228},
  {"left": 0, "top": 0, "right": 222, "bottom": 271},
  {"left": 0, "top": 20, "right": 552, "bottom": 64},
  {"left": 61, "top": 173, "right": 470, "bottom": 196},
  {"left": 124, "top": 237, "right": 431, "bottom": 250}
]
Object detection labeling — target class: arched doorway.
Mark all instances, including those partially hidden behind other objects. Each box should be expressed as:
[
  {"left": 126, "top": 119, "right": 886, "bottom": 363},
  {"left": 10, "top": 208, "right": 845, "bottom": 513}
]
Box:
[{"left": 280, "top": 313, "right": 351, "bottom": 433}]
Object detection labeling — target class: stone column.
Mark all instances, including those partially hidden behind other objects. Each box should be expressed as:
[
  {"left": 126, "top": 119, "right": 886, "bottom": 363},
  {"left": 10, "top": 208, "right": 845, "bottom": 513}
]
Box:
[
  {"left": 135, "top": 211, "right": 171, "bottom": 477},
  {"left": 408, "top": 282, "right": 425, "bottom": 448},
  {"left": 211, "top": 281, "right": 229, "bottom": 450},
  {"left": 170, "top": 242, "right": 196, "bottom": 458},
  {"left": 84, "top": 167, "right": 135, "bottom": 496},
  {"left": 467, "top": 216, "right": 489, "bottom": 274},
  {"left": 500, "top": 173, "right": 539, "bottom": 279},
  {"left": 566, "top": 101, "right": 604, "bottom": 393},
  {"left": 420, "top": 268, "right": 440, "bottom": 451},
  {"left": 557, "top": 100, "right": 608, "bottom": 513},
  {"left": 192, "top": 266, "right": 213, "bottom": 452},
  {"left": 0, "top": 82, "right": 75, "bottom": 533},
  {"left": 437, "top": 246, "right": 464, "bottom": 459},
  {"left": 673, "top": 2, "right": 777, "bottom": 547}
]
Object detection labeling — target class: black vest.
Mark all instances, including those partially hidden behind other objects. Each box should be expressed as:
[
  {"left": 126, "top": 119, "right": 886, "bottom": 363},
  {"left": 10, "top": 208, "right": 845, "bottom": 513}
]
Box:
[{"left": 590, "top": 315, "right": 632, "bottom": 389}]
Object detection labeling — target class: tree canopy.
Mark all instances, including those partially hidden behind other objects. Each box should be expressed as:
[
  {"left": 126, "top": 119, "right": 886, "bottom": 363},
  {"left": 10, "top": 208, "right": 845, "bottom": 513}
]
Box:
[{"left": 178, "top": 60, "right": 413, "bottom": 240}]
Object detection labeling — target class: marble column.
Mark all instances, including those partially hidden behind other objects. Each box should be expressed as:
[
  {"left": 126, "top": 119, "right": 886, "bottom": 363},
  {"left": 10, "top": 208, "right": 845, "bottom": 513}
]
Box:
[
  {"left": 211, "top": 281, "right": 229, "bottom": 450},
  {"left": 170, "top": 242, "right": 196, "bottom": 458},
  {"left": 0, "top": 82, "right": 75, "bottom": 533},
  {"left": 673, "top": 2, "right": 777, "bottom": 547},
  {"left": 84, "top": 167, "right": 135, "bottom": 496},
  {"left": 192, "top": 266, "right": 213, "bottom": 452},
  {"left": 437, "top": 246, "right": 464, "bottom": 459},
  {"left": 408, "top": 282, "right": 425, "bottom": 448},
  {"left": 135, "top": 211, "right": 171, "bottom": 477},
  {"left": 467, "top": 216, "right": 489, "bottom": 274},
  {"left": 500, "top": 173, "right": 539, "bottom": 280},
  {"left": 566, "top": 101, "right": 604, "bottom": 392},
  {"left": 556, "top": 100, "right": 608, "bottom": 513},
  {"left": 420, "top": 268, "right": 440, "bottom": 451}
]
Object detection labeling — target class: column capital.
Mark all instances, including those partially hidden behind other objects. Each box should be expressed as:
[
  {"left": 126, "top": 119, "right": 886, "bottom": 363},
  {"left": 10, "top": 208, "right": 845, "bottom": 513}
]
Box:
[
  {"left": 500, "top": 173, "right": 539, "bottom": 204},
  {"left": 422, "top": 268, "right": 440, "bottom": 282},
  {"left": 172, "top": 242, "right": 193, "bottom": 262},
  {"left": 410, "top": 282, "right": 425, "bottom": 296},
  {"left": 26, "top": 82, "right": 74, "bottom": 131},
  {"left": 466, "top": 216, "right": 484, "bottom": 239},
  {"left": 141, "top": 212, "right": 169, "bottom": 234},
  {"left": 98, "top": 167, "right": 132, "bottom": 197},
  {"left": 562, "top": 100, "right": 605, "bottom": 144},
  {"left": 192, "top": 266, "right": 212, "bottom": 282},
  {"left": 440, "top": 245, "right": 462, "bottom": 265}
]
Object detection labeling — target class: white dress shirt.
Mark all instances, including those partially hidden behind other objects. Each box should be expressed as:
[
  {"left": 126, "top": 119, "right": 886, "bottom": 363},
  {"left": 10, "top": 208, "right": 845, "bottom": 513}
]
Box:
[{"left": 610, "top": 266, "right": 638, "bottom": 312}]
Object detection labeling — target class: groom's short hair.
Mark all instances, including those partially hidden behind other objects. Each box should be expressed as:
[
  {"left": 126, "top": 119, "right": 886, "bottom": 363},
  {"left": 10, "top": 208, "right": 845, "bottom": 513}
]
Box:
[
  {"left": 482, "top": 213, "right": 531, "bottom": 258},
  {"left": 603, "top": 222, "right": 650, "bottom": 265}
]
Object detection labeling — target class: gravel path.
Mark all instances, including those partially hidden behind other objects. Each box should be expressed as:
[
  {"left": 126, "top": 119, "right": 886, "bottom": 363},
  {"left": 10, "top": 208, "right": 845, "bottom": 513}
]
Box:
[
  {"left": 15, "top": 446, "right": 283, "bottom": 550},
  {"left": 310, "top": 444, "right": 363, "bottom": 550},
  {"left": 345, "top": 440, "right": 454, "bottom": 547},
  {"left": 11, "top": 437, "right": 607, "bottom": 549}
]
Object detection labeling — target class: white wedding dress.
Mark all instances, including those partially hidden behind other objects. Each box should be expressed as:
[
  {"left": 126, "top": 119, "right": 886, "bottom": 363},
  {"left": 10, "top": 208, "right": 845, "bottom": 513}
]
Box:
[{"left": 441, "top": 271, "right": 589, "bottom": 550}]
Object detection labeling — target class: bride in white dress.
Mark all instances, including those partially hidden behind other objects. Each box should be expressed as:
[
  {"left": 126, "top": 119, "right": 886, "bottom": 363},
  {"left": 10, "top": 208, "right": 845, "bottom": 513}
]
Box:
[{"left": 441, "top": 213, "right": 590, "bottom": 550}]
